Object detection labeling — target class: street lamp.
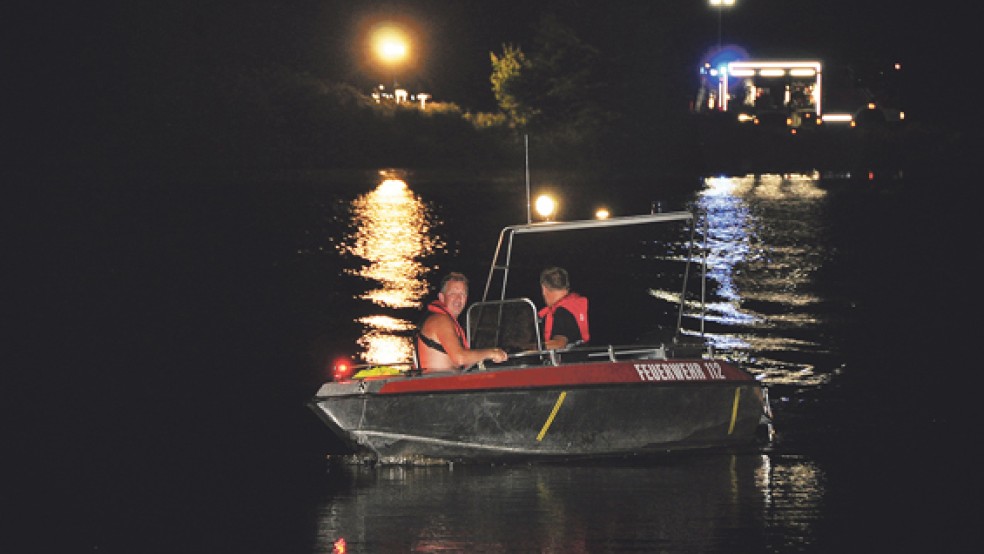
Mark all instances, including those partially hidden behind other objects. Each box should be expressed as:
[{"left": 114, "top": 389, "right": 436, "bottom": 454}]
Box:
[
  {"left": 709, "top": 0, "right": 736, "bottom": 51},
  {"left": 371, "top": 23, "right": 410, "bottom": 91}
]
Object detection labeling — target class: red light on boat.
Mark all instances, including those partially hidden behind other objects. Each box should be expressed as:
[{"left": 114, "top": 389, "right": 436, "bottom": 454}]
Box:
[{"left": 332, "top": 358, "right": 355, "bottom": 382}]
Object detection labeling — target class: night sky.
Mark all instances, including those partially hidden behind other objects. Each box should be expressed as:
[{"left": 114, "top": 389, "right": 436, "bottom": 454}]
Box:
[{"left": 9, "top": 0, "right": 975, "bottom": 146}]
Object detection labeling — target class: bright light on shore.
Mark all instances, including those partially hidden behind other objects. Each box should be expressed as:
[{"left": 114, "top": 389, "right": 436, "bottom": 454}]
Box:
[
  {"left": 595, "top": 208, "right": 610, "bottom": 219},
  {"left": 372, "top": 24, "right": 409, "bottom": 65}
]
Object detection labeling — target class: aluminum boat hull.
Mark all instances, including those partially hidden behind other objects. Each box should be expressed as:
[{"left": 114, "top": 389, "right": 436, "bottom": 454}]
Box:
[{"left": 309, "top": 358, "right": 767, "bottom": 463}]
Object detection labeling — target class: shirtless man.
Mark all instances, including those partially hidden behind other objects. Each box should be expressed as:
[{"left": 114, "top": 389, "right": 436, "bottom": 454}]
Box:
[{"left": 416, "top": 272, "right": 508, "bottom": 372}]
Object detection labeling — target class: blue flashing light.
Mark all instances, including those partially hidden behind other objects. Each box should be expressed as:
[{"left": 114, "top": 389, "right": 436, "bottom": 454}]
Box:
[{"left": 703, "top": 44, "right": 750, "bottom": 70}]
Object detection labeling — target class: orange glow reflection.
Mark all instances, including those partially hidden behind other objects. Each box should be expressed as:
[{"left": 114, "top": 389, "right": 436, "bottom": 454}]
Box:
[
  {"left": 344, "top": 178, "right": 439, "bottom": 308},
  {"left": 340, "top": 177, "right": 442, "bottom": 365},
  {"left": 355, "top": 316, "right": 417, "bottom": 364}
]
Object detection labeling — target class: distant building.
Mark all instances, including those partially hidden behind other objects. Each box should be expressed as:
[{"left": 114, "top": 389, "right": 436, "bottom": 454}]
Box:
[
  {"left": 370, "top": 85, "right": 432, "bottom": 109},
  {"left": 696, "top": 59, "right": 822, "bottom": 125},
  {"left": 695, "top": 58, "right": 904, "bottom": 128}
]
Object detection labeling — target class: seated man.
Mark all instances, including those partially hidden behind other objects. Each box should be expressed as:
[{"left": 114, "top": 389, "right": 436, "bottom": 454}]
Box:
[
  {"left": 538, "top": 267, "right": 590, "bottom": 350},
  {"left": 416, "top": 272, "right": 508, "bottom": 372}
]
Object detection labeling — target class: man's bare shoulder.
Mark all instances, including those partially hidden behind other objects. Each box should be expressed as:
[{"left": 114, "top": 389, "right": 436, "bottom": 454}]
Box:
[{"left": 422, "top": 312, "right": 454, "bottom": 331}]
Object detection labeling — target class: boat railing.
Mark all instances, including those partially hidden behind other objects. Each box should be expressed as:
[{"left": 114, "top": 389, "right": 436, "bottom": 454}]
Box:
[
  {"left": 468, "top": 341, "right": 713, "bottom": 370},
  {"left": 478, "top": 210, "right": 710, "bottom": 342},
  {"left": 465, "top": 298, "right": 714, "bottom": 368},
  {"left": 509, "top": 344, "right": 671, "bottom": 366},
  {"left": 480, "top": 211, "right": 696, "bottom": 305}
]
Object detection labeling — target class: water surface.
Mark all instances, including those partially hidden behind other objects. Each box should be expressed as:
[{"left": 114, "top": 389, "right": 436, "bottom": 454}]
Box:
[
  {"left": 13, "top": 167, "right": 970, "bottom": 553},
  {"left": 288, "top": 169, "right": 966, "bottom": 552}
]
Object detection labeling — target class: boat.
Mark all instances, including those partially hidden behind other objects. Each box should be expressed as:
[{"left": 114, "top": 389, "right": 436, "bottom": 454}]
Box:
[{"left": 308, "top": 211, "right": 773, "bottom": 464}]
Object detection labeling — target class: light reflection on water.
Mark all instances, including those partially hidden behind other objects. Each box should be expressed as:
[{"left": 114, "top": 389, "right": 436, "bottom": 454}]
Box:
[
  {"left": 311, "top": 453, "right": 826, "bottom": 553},
  {"left": 306, "top": 171, "right": 859, "bottom": 553},
  {"left": 335, "top": 172, "right": 837, "bottom": 380},
  {"left": 338, "top": 175, "right": 443, "bottom": 365},
  {"left": 694, "top": 173, "right": 833, "bottom": 387}
]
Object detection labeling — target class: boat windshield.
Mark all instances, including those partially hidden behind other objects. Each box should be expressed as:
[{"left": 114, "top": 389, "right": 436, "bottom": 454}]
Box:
[{"left": 466, "top": 298, "right": 542, "bottom": 353}]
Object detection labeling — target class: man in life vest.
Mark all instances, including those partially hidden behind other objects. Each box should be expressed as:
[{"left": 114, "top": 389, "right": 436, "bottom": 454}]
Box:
[
  {"left": 416, "top": 272, "right": 508, "bottom": 372},
  {"left": 538, "top": 267, "right": 590, "bottom": 350}
]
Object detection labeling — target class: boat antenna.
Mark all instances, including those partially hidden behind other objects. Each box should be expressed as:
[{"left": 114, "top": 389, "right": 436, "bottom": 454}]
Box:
[
  {"left": 701, "top": 214, "right": 708, "bottom": 337},
  {"left": 524, "top": 134, "right": 531, "bottom": 224}
]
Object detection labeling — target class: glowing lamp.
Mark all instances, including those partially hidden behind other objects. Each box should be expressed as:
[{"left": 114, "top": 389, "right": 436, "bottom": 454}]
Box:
[
  {"left": 595, "top": 208, "right": 610, "bottom": 219},
  {"left": 332, "top": 358, "right": 356, "bottom": 382},
  {"left": 535, "top": 195, "right": 556, "bottom": 219},
  {"left": 372, "top": 24, "right": 409, "bottom": 65}
]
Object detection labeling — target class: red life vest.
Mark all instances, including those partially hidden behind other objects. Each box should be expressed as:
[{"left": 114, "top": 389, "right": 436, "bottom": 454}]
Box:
[
  {"left": 425, "top": 300, "right": 469, "bottom": 349},
  {"left": 538, "top": 292, "right": 590, "bottom": 344}
]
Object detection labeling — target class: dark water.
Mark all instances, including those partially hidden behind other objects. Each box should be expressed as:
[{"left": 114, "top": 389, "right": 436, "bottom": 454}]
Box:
[{"left": 11, "top": 168, "right": 975, "bottom": 553}]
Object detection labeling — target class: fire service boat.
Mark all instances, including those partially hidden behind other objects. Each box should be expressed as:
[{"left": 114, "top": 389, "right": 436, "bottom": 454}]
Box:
[{"left": 309, "top": 211, "right": 773, "bottom": 464}]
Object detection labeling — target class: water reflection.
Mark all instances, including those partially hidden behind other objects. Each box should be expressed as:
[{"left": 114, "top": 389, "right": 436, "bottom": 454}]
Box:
[
  {"left": 311, "top": 453, "right": 824, "bottom": 553},
  {"left": 303, "top": 172, "right": 848, "bottom": 553},
  {"left": 338, "top": 175, "right": 443, "bottom": 364},
  {"left": 691, "top": 173, "right": 834, "bottom": 386}
]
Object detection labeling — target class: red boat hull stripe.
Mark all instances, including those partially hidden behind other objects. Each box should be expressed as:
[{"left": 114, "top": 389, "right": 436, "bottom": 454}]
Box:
[{"left": 379, "top": 360, "right": 753, "bottom": 394}]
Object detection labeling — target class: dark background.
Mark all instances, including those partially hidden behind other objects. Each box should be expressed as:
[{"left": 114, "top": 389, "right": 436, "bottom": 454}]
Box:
[
  {"left": 7, "top": 2, "right": 978, "bottom": 552},
  {"left": 7, "top": 1, "right": 977, "bottom": 168}
]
